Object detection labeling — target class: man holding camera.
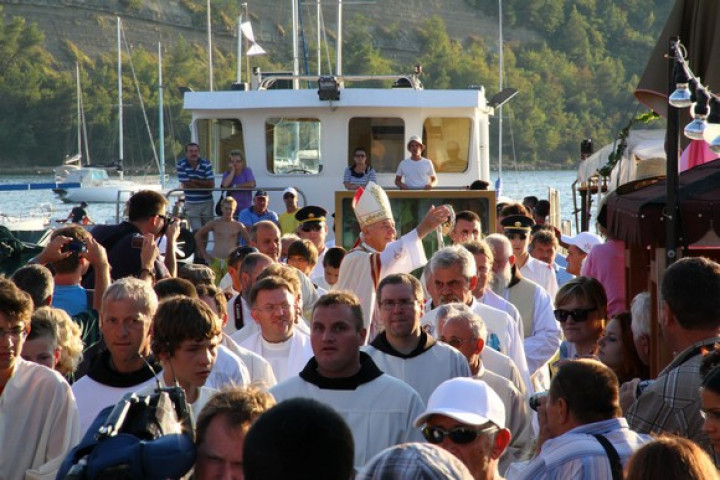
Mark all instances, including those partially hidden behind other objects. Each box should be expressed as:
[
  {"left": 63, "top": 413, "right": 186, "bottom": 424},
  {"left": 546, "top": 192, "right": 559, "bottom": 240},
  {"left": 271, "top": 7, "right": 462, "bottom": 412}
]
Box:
[
  {"left": 90, "top": 190, "right": 180, "bottom": 284},
  {"left": 506, "top": 359, "right": 650, "bottom": 479}
]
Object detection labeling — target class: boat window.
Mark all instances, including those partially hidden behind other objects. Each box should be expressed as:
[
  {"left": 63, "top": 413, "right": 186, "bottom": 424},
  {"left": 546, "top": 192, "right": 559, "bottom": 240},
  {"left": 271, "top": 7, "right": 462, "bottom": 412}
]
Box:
[
  {"left": 265, "top": 118, "right": 322, "bottom": 175},
  {"left": 195, "top": 119, "right": 245, "bottom": 172},
  {"left": 348, "top": 117, "right": 405, "bottom": 173},
  {"left": 423, "top": 118, "right": 472, "bottom": 173}
]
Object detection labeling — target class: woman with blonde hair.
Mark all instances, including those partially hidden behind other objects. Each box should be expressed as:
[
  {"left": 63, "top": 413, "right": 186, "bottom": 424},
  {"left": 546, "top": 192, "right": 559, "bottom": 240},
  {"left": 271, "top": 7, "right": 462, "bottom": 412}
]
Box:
[
  {"left": 555, "top": 276, "right": 607, "bottom": 360},
  {"left": 625, "top": 435, "right": 719, "bottom": 480}
]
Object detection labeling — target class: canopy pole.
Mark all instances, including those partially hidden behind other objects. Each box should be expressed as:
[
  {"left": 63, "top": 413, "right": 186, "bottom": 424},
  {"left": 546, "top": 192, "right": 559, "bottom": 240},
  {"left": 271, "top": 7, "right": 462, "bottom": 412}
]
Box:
[{"left": 665, "top": 36, "right": 680, "bottom": 268}]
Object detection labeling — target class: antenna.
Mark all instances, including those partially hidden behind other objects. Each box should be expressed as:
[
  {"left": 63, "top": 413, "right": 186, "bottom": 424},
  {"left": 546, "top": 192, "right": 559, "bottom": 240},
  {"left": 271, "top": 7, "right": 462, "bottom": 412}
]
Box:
[{"left": 137, "top": 352, "right": 162, "bottom": 391}]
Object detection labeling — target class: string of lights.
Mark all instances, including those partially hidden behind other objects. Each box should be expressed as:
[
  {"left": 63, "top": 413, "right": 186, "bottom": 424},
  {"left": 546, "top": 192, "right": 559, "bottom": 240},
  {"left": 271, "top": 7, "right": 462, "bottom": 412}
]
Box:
[{"left": 669, "top": 40, "right": 720, "bottom": 152}]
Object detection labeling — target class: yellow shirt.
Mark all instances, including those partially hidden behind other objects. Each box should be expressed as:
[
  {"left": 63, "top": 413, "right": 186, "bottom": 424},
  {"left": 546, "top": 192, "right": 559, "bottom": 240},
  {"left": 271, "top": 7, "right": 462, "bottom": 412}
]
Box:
[{"left": 279, "top": 211, "right": 300, "bottom": 235}]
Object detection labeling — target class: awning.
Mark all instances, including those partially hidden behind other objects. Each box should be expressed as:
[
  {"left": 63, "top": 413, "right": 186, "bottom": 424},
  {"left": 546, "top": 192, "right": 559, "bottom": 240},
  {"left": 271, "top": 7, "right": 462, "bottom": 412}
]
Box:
[{"left": 607, "top": 157, "right": 720, "bottom": 247}]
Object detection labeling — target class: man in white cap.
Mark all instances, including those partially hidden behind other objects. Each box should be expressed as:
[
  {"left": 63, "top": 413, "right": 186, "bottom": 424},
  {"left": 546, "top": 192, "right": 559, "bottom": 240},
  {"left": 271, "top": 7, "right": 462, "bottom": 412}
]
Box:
[
  {"left": 278, "top": 187, "right": 301, "bottom": 235},
  {"left": 414, "top": 377, "right": 512, "bottom": 480},
  {"left": 395, "top": 135, "right": 437, "bottom": 190},
  {"left": 334, "top": 181, "right": 451, "bottom": 338},
  {"left": 561, "top": 231, "right": 603, "bottom": 276}
]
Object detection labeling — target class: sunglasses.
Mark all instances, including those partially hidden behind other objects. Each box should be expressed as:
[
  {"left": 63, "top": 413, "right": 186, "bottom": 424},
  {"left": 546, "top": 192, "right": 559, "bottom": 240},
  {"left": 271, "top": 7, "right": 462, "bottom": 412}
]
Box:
[
  {"left": 553, "top": 308, "right": 596, "bottom": 323},
  {"left": 422, "top": 424, "right": 497, "bottom": 445},
  {"left": 506, "top": 233, "right": 527, "bottom": 241},
  {"left": 301, "top": 224, "right": 322, "bottom": 232}
]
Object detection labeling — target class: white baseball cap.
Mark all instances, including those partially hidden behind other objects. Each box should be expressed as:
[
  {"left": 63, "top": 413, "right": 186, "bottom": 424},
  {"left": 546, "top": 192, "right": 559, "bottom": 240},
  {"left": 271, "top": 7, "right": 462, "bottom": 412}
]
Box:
[
  {"left": 282, "top": 187, "right": 298, "bottom": 197},
  {"left": 561, "top": 231, "right": 604, "bottom": 254},
  {"left": 414, "top": 378, "right": 506, "bottom": 429}
]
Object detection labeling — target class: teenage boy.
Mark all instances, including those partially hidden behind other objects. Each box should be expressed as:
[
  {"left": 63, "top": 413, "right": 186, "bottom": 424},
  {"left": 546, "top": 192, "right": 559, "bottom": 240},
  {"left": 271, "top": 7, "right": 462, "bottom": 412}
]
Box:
[
  {"left": 139, "top": 296, "right": 222, "bottom": 421},
  {"left": 286, "top": 239, "right": 319, "bottom": 278}
]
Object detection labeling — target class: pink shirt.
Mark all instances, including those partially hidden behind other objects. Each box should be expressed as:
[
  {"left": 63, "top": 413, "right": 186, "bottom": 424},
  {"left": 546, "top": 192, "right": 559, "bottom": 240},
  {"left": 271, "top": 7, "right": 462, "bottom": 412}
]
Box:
[{"left": 581, "top": 238, "right": 626, "bottom": 316}]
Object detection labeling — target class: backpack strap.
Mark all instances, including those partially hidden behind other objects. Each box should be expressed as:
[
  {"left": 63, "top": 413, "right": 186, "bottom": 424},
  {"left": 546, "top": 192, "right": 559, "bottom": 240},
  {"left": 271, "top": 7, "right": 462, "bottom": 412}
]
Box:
[{"left": 592, "top": 434, "right": 622, "bottom": 480}]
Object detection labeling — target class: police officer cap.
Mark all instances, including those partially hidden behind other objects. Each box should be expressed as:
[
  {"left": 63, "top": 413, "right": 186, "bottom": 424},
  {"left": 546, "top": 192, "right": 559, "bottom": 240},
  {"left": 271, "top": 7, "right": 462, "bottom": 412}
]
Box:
[
  {"left": 501, "top": 215, "right": 535, "bottom": 233},
  {"left": 295, "top": 205, "right": 328, "bottom": 224}
]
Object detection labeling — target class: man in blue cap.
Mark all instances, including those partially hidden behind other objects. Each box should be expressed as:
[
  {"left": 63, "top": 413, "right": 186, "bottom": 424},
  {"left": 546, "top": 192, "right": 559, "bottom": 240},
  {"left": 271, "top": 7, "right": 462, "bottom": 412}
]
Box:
[{"left": 238, "top": 190, "right": 279, "bottom": 229}]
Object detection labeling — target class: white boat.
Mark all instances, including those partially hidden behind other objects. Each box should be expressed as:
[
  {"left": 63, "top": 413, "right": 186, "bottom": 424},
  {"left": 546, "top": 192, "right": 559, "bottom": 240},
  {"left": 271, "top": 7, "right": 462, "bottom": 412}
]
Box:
[
  {"left": 55, "top": 19, "right": 161, "bottom": 204},
  {"left": 53, "top": 165, "right": 161, "bottom": 204}
]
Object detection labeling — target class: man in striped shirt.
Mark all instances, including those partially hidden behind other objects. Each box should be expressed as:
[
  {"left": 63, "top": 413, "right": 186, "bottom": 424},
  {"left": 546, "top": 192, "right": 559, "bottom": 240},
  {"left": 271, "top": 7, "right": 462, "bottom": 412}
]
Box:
[{"left": 177, "top": 142, "right": 215, "bottom": 232}]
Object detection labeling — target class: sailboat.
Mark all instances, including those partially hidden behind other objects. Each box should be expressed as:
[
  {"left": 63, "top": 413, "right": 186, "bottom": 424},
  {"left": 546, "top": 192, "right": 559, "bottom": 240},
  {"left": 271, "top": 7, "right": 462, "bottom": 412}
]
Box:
[{"left": 54, "top": 18, "right": 162, "bottom": 204}]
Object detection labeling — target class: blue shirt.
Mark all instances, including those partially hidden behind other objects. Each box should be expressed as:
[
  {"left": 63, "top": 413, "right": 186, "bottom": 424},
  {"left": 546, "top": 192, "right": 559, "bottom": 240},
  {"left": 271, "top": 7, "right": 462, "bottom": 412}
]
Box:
[
  {"left": 52, "top": 284, "right": 88, "bottom": 316},
  {"left": 177, "top": 157, "right": 214, "bottom": 203},
  {"left": 238, "top": 206, "right": 279, "bottom": 228},
  {"left": 506, "top": 418, "right": 651, "bottom": 480}
]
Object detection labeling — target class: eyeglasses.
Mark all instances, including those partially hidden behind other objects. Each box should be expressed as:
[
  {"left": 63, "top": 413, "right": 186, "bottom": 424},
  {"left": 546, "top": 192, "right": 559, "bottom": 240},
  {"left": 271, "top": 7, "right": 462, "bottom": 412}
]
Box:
[
  {"left": 300, "top": 224, "right": 322, "bottom": 232},
  {"left": 253, "top": 303, "right": 293, "bottom": 314},
  {"left": 354, "top": 153, "right": 366, "bottom": 158},
  {"left": 0, "top": 325, "right": 27, "bottom": 339},
  {"left": 505, "top": 233, "right": 527, "bottom": 241},
  {"left": 438, "top": 336, "right": 477, "bottom": 349},
  {"left": 553, "top": 308, "right": 597, "bottom": 323},
  {"left": 422, "top": 424, "right": 497, "bottom": 445},
  {"left": 379, "top": 299, "right": 417, "bottom": 311}
]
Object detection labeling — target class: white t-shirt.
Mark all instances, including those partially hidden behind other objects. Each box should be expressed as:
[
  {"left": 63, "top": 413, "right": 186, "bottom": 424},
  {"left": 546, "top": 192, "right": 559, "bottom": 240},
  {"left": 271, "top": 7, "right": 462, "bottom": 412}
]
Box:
[{"left": 396, "top": 157, "right": 436, "bottom": 188}]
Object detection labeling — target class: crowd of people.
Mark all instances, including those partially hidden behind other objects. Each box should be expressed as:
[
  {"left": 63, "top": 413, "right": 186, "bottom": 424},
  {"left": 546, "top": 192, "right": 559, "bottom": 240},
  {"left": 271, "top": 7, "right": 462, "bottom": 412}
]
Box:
[{"left": 4, "top": 142, "right": 720, "bottom": 480}]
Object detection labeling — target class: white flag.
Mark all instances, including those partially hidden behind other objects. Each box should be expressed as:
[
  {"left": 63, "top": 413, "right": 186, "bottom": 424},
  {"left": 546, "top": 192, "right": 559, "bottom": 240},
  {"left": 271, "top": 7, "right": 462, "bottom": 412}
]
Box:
[
  {"left": 241, "top": 21, "right": 266, "bottom": 56},
  {"left": 240, "top": 21, "right": 256, "bottom": 43},
  {"left": 247, "top": 44, "right": 266, "bottom": 56}
]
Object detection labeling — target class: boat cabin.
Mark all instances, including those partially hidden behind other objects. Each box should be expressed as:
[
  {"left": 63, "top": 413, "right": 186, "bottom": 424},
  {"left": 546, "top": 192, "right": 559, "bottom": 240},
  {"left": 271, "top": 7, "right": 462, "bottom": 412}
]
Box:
[{"left": 183, "top": 80, "right": 493, "bottom": 210}]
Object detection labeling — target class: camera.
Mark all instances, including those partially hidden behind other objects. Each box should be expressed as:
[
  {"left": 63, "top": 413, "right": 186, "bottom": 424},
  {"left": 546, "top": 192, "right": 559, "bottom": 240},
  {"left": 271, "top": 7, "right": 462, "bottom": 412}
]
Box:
[
  {"left": 131, "top": 234, "right": 144, "bottom": 249},
  {"left": 529, "top": 391, "right": 548, "bottom": 412},
  {"left": 64, "top": 239, "right": 87, "bottom": 254}
]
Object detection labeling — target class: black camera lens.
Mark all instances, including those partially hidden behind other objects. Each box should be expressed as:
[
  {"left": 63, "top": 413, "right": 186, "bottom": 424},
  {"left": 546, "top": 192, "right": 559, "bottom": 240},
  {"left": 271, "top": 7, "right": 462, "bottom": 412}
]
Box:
[{"left": 529, "top": 391, "right": 548, "bottom": 412}]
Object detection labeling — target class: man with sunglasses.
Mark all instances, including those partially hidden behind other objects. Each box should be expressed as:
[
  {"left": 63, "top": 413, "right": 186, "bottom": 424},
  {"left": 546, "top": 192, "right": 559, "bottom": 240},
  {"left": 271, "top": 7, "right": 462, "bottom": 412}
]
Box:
[
  {"left": 90, "top": 190, "right": 181, "bottom": 284},
  {"left": 279, "top": 187, "right": 301, "bottom": 235},
  {"left": 501, "top": 215, "right": 558, "bottom": 300},
  {"left": 506, "top": 359, "right": 651, "bottom": 479},
  {"left": 295, "top": 205, "right": 331, "bottom": 280},
  {"left": 414, "top": 377, "right": 511, "bottom": 480},
  {"left": 271, "top": 291, "right": 424, "bottom": 469},
  {"left": 0, "top": 278, "right": 80, "bottom": 479}
]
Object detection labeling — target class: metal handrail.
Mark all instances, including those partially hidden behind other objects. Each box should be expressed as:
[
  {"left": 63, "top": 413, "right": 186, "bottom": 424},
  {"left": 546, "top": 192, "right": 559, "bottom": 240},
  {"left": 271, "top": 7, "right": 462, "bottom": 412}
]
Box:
[{"left": 165, "top": 186, "right": 308, "bottom": 208}]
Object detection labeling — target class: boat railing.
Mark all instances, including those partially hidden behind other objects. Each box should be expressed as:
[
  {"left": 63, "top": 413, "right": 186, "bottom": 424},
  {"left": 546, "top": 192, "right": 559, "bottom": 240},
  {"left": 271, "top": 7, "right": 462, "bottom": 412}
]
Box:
[
  {"left": 257, "top": 73, "right": 422, "bottom": 91},
  {"left": 165, "top": 186, "right": 308, "bottom": 224}
]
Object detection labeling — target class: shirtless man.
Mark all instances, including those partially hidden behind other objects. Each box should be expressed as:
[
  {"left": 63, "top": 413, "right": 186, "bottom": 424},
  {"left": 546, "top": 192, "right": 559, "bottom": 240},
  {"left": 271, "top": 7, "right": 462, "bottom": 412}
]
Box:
[{"left": 195, "top": 197, "right": 250, "bottom": 279}]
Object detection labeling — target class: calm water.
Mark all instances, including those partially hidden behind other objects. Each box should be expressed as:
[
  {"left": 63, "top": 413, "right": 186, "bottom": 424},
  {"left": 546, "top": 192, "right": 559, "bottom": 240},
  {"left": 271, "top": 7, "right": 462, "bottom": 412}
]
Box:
[{"left": 0, "top": 170, "right": 580, "bottom": 230}]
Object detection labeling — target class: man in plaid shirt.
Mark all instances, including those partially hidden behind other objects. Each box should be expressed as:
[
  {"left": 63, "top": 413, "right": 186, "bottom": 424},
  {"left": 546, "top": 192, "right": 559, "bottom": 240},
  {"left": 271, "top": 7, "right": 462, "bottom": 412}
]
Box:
[{"left": 626, "top": 257, "right": 720, "bottom": 467}]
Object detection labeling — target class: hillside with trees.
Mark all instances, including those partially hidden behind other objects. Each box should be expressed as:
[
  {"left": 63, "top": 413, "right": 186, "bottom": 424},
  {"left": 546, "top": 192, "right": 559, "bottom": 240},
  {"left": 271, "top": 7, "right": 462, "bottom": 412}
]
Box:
[{"left": 0, "top": 0, "right": 672, "bottom": 169}]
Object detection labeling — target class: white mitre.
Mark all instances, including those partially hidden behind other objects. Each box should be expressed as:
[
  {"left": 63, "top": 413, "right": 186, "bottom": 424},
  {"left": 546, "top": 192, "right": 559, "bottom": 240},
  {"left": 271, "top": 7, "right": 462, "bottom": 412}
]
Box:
[{"left": 353, "top": 181, "right": 393, "bottom": 228}]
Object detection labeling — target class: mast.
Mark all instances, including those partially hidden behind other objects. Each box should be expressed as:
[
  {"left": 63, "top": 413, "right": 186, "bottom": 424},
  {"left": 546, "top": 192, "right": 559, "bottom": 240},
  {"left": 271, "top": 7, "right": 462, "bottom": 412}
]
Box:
[
  {"left": 336, "top": 0, "right": 342, "bottom": 77},
  {"left": 158, "top": 43, "right": 166, "bottom": 190},
  {"left": 207, "top": 0, "right": 214, "bottom": 91},
  {"left": 76, "top": 62, "right": 81, "bottom": 160},
  {"left": 117, "top": 17, "right": 124, "bottom": 180},
  {"left": 497, "top": 0, "right": 503, "bottom": 190},
  {"left": 292, "top": 0, "right": 299, "bottom": 89},
  {"left": 236, "top": 6, "right": 243, "bottom": 83}
]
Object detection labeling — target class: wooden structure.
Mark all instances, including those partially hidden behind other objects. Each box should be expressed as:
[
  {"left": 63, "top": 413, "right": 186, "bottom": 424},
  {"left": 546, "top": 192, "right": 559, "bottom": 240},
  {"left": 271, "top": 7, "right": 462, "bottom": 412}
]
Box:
[{"left": 607, "top": 158, "right": 720, "bottom": 376}]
